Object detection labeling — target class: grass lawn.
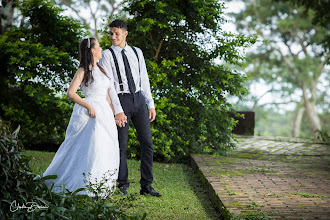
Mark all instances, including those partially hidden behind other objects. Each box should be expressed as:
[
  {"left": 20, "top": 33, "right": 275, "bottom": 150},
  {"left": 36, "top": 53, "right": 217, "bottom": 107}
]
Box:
[{"left": 23, "top": 150, "right": 220, "bottom": 219}]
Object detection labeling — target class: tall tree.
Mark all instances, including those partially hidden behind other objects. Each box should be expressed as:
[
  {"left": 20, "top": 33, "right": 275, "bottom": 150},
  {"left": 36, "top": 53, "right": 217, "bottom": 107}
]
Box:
[
  {"left": 230, "top": 0, "right": 329, "bottom": 138},
  {"left": 52, "top": 0, "right": 122, "bottom": 41},
  {"left": 101, "top": 0, "right": 256, "bottom": 161},
  {"left": 1, "top": 0, "right": 18, "bottom": 34},
  {"left": 0, "top": 0, "right": 86, "bottom": 148}
]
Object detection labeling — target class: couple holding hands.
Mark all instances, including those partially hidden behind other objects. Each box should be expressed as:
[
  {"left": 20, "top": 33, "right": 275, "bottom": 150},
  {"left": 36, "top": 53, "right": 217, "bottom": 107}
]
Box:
[{"left": 43, "top": 19, "right": 161, "bottom": 197}]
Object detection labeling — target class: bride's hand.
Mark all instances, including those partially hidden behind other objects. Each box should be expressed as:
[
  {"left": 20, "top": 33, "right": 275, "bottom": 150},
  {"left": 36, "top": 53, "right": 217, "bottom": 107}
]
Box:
[
  {"left": 87, "top": 106, "right": 96, "bottom": 118},
  {"left": 115, "top": 112, "right": 127, "bottom": 127}
]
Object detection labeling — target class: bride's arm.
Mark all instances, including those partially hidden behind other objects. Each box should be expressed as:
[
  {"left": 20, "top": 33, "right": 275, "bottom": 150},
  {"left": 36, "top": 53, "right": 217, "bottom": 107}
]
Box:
[
  {"left": 106, "top": 92, "right": 115, "bottom": 114},
  {"left": 67, "top": 68, "right": 96, "bottom": 118}
]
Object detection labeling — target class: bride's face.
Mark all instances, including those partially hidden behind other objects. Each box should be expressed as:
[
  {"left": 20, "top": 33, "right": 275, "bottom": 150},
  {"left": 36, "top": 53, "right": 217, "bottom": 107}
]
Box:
[{"left": 92, "top": 41, "right": 102, "bottom": 61}]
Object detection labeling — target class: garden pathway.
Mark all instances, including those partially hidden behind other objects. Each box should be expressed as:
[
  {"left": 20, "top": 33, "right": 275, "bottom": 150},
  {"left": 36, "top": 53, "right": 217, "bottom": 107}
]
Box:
[{"left": 191, "top": 136, "right": 330, "bottom": 219}]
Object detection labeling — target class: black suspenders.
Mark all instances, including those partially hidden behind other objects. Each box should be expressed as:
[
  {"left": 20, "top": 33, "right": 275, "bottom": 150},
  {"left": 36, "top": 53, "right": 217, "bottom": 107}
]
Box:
[
  {"left": 109, "top": 46, "right": 141, "bottom": 94},
  {"left": 109, "top": 48, "right": 124, "bottom": 93},
  {"left": 131, "top": 46, "right": 142, "bottom": 90}
]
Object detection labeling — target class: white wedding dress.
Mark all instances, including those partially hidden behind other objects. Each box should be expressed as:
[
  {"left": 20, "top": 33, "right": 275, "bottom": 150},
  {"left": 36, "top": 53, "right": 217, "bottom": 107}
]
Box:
[{"left": 43, "top": 66, "right": 119, "bottom": 197}]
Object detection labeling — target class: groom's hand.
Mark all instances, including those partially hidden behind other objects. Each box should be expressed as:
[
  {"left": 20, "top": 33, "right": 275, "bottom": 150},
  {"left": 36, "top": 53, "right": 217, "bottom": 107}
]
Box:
[
  {"left": 149, "top": 108, "right": 156, "bottom": 122},
  {"left": 115, "top": 112, "right": 127, "bottom": 127}
]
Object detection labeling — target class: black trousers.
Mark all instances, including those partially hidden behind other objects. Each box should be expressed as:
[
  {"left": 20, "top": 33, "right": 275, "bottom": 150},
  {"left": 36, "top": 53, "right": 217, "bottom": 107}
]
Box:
[{"left": 117, "top": 92, "right": 153, "bottom": 188}]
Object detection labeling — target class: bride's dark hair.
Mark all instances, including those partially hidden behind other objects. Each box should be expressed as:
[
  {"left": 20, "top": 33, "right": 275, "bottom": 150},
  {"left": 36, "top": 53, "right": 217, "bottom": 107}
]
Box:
[{"left": 79, "top": 38, "right": 107, "bottom": 86}]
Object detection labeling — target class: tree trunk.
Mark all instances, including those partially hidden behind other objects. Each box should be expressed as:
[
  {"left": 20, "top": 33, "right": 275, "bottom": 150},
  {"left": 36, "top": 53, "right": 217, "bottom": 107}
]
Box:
[
  {"left": 1, "top": 0, "right": 15, "bottom": 33},
  {"left": 292, "top": 105, "right": 304, "bottom": 138},
  {"left": 302, "top": 84, "right": 321, "bottom": 139}
]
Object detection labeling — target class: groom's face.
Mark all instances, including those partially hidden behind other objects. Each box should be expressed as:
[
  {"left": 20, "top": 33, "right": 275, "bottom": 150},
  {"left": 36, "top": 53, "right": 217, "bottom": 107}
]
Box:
[{"left": 110, "top": 27, "right": 128, "bottom": 48}]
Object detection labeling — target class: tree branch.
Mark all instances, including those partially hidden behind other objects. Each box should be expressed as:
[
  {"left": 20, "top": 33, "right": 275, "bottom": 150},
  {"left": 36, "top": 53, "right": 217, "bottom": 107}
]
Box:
[
  {"left": 108, "top": 1, "right": 120, "bottom": 19},
  {"left": 147, "top": 31, "right": 156, "bottom": 50},
  {"left": 251, "top": 0, "right": 302, "bottom": 87},
  {"left": 89, "top": 1, "right": 100, "bottom": 40},
  {"left": 258, "top": 100, "right": 298, "bottom": 107},
  {"left": 283, "top": 38, "right": 297, "bottom": 59},
  {"left": 252, "top": 88, "right": 271, "bottom": 110},
  {"left": 274, "top": 47, "right": 303, "bottom": 87},
  {"left": 154, "top": 39, "right": 164, "bottom": 62},
  {"left": 61, "top": 0, "right": 89, "bottom": 27},
  {"left": 297, "top": 34, "right": 310, "bottom": 59}
]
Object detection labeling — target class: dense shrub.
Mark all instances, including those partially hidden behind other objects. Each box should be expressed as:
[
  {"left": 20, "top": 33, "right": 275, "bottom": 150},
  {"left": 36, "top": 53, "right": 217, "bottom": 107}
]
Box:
[
  {"left": 0, "top": 0, "right": 82, "bottom": 148},
  {"left": 316, "top": 129, "right": 330, "bottom": 142},
  {"left": 101, "top": 0, "right": 256, "bottom": 162}
]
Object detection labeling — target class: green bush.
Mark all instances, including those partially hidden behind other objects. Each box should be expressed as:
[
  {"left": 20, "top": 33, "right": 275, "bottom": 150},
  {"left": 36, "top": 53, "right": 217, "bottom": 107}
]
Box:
[
  {"left": 0, "top": 119, "right": 145, "bottom": 220},
  {"left": 101, "top": 0, "right": 256, "bottom": 162},
  {"left": 0, "top": 0, "right": 83, "bottom": 149},
  {"left": 315, "top": 129, "right": 330, "bottom": 142}
]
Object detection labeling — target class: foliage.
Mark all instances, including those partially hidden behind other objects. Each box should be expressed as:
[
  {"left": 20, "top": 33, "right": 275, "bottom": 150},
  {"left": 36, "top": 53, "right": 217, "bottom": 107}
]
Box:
[
  {"left": 0, "top": 119, "right": 32, "bottom": 218},
  {"left": 101, "top": 0, "right": 256, "bottom": 162},
  {"left": 0, "top": 0, "right": 84, "bottom": 149},
  {"left": 274, "top": 0, "right": 330, "bottom": 50},
  {"left": 315, "top": 129, "right": 330, "bottom": 143},
  {"left": 83, "top": 170, "right": 117, "bottom": 200},
  {"left": 0, "top": 119, "right": 143, "bottom": 220}
]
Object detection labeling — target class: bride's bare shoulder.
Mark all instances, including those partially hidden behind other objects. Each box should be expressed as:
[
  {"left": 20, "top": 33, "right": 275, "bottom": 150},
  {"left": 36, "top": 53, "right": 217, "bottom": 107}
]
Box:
[
  {"left": 75, "top": 67, "right": 85, "bottom": 78},
  {"left": 76, "top": 67, "right": 85, "bottom": 73}
]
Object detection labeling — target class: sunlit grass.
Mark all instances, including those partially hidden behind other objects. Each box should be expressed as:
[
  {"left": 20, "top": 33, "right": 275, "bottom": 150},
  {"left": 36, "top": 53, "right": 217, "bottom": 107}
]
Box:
[
  {"left": 23, "top": 150, "right": 55, "bottom": 175},
  {"left": 23, "top": 150, "right": 219, "bottom": 219}
]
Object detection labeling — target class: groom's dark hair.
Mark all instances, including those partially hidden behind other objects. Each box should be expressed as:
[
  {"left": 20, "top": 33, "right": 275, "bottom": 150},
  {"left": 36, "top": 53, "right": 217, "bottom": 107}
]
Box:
[{"left": 109, "top": 19, "right": 128, "bottom": 31}]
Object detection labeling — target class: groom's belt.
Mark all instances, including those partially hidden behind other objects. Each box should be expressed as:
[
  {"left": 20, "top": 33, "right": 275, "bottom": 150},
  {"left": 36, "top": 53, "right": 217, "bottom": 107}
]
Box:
[{"left": 118, "top": 91, "right": 141, "bottom": 97}]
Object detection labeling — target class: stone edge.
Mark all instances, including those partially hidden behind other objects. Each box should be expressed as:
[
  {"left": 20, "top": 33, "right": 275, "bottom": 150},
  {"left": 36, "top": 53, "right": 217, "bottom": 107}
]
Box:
[{"left": 190, "top": 154, "right": 231, "bottom": 220}]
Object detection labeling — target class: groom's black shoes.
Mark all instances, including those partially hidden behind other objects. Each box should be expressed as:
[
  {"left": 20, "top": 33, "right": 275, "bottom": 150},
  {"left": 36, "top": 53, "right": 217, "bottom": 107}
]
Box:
[
  {"left": 119, "top": 185, "right": 128, "bottom": 196},
  {"left": 140, "top": 185, "right": 162, "bottom": 197}
]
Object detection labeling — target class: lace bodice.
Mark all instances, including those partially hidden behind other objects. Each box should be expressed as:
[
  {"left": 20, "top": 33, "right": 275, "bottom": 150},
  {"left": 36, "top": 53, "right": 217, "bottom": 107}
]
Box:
[{"left": 80, "top": 66, "right": 110, "bottom": 99}]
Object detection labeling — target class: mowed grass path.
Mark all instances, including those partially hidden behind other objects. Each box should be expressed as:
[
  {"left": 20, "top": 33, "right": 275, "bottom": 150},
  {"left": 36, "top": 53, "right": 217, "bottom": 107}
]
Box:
[{"left": 23, "top": 150, "right": 219, "bottom": 220}]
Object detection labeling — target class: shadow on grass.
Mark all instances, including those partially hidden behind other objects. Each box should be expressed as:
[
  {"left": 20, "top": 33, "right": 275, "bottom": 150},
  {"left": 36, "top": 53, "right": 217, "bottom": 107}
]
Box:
[{"left": 181, "top": 164, "right": 222, "bottom": 219}]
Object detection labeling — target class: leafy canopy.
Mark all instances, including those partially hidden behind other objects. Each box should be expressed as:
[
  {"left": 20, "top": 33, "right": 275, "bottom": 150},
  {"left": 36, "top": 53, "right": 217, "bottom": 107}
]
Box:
[
  {"left": 0, "top": 0, "right": 86, "bottom": 148},
  {"left": 101, "top": 0, "right": 256, "bottom": 161}
]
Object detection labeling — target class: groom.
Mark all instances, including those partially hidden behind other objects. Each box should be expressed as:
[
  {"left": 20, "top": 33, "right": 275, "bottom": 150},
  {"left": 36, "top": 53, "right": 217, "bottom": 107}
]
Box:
[{"left": 99, "top": 19, "right": 161, "bottom": 197}]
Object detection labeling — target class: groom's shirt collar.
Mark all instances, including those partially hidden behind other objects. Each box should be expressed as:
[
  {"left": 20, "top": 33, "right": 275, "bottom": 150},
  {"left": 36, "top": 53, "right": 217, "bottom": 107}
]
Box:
[{"left": 112, "top": 43, "right": 129, "bottom": 52}]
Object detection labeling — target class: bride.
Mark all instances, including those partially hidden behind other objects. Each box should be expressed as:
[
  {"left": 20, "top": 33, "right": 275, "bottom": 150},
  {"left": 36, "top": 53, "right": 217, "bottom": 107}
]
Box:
[{"left": 43, "top": 38, "right": 123, "bottom": 196}]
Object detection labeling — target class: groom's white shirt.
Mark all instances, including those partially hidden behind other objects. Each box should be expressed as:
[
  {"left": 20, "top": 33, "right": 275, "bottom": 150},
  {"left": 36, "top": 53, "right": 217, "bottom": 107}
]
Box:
[{"left": 99, "top": 44, "right": 155, "bottom": 115}]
